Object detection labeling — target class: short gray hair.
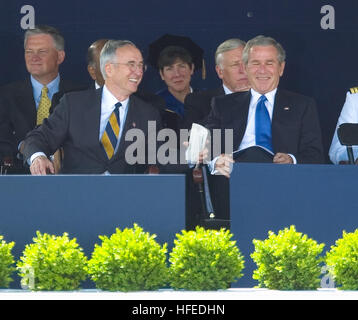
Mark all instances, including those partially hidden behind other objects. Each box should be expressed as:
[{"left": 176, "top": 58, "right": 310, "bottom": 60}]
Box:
[
  {"left": 99, "top": 39, "right": 136, "bottom": 80},
  {"left": 24, "top": 25, "right": 65, "bottom": 51},
  {"left": 215, "top": 38, "right": 246, "bottom": 66},
  {"left": 242, "top": 35, "right": 286, "bottom": 65}
]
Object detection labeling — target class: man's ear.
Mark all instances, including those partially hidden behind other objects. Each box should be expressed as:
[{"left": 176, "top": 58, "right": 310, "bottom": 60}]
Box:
[
  {"left": 215, "top": 65, "right": 224, "bottom": 80},
  {"left": 57, "top": 50, "right": 65, "bottom": 65},
  {"left": 104, "top": 63, "right": 112, "bottom": 79},
  {"left": 279, "top": 61, "right": 286, "bottom": 77}
]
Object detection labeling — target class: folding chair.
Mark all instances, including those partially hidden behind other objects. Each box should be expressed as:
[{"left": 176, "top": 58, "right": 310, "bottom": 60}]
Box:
[
  {"left": 337, "top": 123, "right": 358, "bottom": 164},
  {"left": 193, "top": 164, "right": 230, "bottom": 230}
]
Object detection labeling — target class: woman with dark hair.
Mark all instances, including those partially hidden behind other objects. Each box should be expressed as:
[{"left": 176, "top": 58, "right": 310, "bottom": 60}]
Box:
[
  {"left": 148, "top": 34, "right": 204, "bottom": 133},
  {"left": 157, "top": 45, "right": 194, "bottom": 119}
]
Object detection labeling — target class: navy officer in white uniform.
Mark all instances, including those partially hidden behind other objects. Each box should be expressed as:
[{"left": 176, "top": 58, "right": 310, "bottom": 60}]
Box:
[{"left": 329, "top": 86, "right": 358, "bottom": 164}]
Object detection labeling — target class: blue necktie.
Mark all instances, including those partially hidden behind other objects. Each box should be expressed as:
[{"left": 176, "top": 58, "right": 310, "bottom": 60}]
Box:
[
  {"left": 255, "top": 95, "right": 273, "bottom": 152},
  {"left": 101, "top": 102, "right": 121, "bottom": 159}
]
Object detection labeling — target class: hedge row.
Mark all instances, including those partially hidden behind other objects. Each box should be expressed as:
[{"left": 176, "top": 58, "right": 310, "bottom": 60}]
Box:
[{"left": 1, "top": 225, "right": 358, "bottom": 291}]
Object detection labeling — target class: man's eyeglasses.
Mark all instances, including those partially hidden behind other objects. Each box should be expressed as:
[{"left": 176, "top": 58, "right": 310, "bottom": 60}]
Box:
[{"left": 111, "top": 61, "right": 147, "bottom": 73}]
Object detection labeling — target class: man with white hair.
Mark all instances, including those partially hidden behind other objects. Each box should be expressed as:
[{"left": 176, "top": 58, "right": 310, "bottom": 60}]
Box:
[
  {"left": 23, "top": 40, "right": 161, "bottom": 175},
  {"left": 183, "top": 38, "right": 249, "bottom": 228},
  {"left": 184, "top": 38, "right": 250, "bottom": 127}
]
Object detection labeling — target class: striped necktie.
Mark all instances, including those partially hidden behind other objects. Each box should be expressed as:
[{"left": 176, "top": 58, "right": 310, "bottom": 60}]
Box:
[
  {"left": 36, "top": 86, "right": 51, "bottom": 125},
  {"left": 255, "top": 95, "right": 273, "bottom": 152},
  {"left": 101, "top": 102, "right": 121, "bottom": 159}
]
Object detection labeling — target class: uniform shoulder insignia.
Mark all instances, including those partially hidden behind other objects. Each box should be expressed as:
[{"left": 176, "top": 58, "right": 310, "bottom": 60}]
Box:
[{"left": 349, "top": 87, "right": 358, "bottom": 94}]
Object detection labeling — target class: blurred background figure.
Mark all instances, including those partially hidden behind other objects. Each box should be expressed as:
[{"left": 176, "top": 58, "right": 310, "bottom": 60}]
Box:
[
  {"left": 87, "top": 38, "right": 108, "bottom": 88},
  {"left": 184, "top": 38, "right": 249, "bottom": 128}
]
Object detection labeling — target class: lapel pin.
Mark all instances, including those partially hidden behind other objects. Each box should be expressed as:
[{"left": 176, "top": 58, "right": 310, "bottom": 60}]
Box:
[
  {"left": 132, "top": 122, "right": 136, "bottom": 128},
  {"left": 284, "top": 106, "right": 290, "bottom": 111}
]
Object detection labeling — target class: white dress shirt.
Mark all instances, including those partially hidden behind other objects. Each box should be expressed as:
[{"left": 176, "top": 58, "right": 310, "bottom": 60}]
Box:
[
  {"left": 238, "top": 88, "right": 276, "bottom": 152},
  {"left": 223, "top": 84, "right": 233, "bottom": 95}
]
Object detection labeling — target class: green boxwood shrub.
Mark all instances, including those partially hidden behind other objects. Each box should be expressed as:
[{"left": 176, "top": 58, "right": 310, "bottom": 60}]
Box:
[
  {"left": 325, "top": 229, "right": 358, "bottom": 290},
  {"left": 251, "top": 225, "right": 324, "bottom": 290},
  {"left": 86, "top": 224, "right": 168, "bottom": 291},
  {"left": 0, "top": 235, "right": 15, "bottom": 288},
  {"left": 17, "top": 231, "right": 88, "bottom": 291},
  {"left": 169, "top": 226, "right": 244, "bottom": 290}
]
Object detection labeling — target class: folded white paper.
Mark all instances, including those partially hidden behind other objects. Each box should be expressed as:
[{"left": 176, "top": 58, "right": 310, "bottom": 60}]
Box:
[{"left": 185, "top": 123, "right": 209, "bottom": 163}]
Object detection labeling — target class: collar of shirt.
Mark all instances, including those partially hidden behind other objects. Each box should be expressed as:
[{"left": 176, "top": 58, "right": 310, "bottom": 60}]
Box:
[
  {"left": 31, "top": 74, "right": 60, "bottom": 107},
  {"left": 249, "top": 88, "right": 277, "bottom": 119},
  {"left": 223, "top": 84, "right": 233, "bottom": 95},
  {"left": 100, "top": 85, "right": 129, "bottom": 141},
  {"left": 238, "top": 88, "right": 277, "bottom": 151}
]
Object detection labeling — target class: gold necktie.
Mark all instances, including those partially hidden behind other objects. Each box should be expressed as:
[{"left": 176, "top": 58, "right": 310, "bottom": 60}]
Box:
[
  {"left": 36, "top": 86, "right": 51, "bottom": 125},
  {"left": 36, "top": 86, "right": 62, "bottom": 173},
  {"left": 101, "top": 102, "right": 121, "bottom": 159}
]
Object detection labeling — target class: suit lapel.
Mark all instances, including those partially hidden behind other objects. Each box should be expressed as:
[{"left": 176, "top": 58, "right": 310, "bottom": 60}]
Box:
[
  {"left": 272, "top": 89, "right": 294, "bottom": 127},
  {"left": 213, "top": 86, "right": 225, "bottom": 96},
  {"left": 272, "top": 88, "right": 284, "bottom": 122},
  {"left": 85, "top": 88, "right": 107, "bottom": 161},
  {"left": 50, "top": 79, "right": 77, "bottom": 113},
  {"left": 271, "top": 88, "right": 294, "bottom": 153},
  {"left": 15, "top": 79, "right": 37, "bottom": 128},
  {"left": 232, "top": 91, "right": 251, "bottom": 147}
]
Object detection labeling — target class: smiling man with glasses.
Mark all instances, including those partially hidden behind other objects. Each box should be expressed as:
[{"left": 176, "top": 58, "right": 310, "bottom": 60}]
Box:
[
  {"left": 23, "top": 40, "right": 162, "bottom": 175},
  {"left": 110, "top": 61, "right": 147, "bottom": 73}
]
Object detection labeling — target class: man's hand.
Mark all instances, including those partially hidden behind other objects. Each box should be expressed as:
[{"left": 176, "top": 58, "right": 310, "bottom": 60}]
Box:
[
  {"left": 273, "top": 152, "right": 293, "bottom": 164},
  {"left": 198, "top": 147, "right": 209, "bottom": 164},
  {"left": 30, "top": 155, "right": 55, "bottom": 175},
  {"left": 183, "top": 141, "right": 209, "bottom": 165},
  {"left": 214, "top": 154, "right": 234, "bottom": 178}
]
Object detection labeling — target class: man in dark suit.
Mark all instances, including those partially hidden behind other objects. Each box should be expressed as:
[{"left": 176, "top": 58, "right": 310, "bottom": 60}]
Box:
[
  {"left": 23, "top": 40, "right": 162, "bottom": 175},
  {"left": 207, "top": 35, "right": 324, "bottom": 177},
  {"left": 184, "top": 38, "right": 250, "bottom": 127},
  {"left": 0, "top": 25, "right": 85, "bottom": 173},
  {"left": 183, "top": 38, "right": 250, "bottom": 228},
  {"left": 87, "top": 38, "right": 166, "bottom": 109}
]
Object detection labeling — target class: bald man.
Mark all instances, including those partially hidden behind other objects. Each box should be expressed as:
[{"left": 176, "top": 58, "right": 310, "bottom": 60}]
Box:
[{"left": 87, "top": 38, "right": 108, "bottom": 88}]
